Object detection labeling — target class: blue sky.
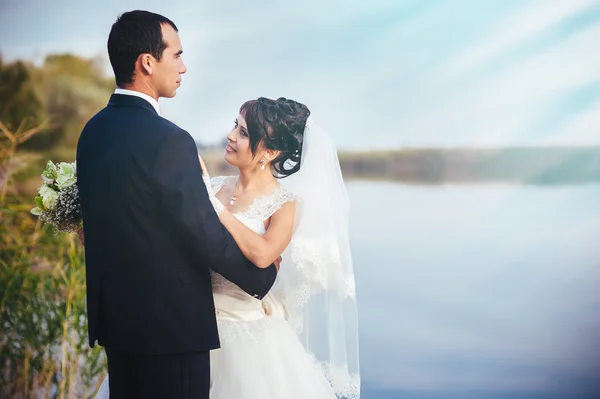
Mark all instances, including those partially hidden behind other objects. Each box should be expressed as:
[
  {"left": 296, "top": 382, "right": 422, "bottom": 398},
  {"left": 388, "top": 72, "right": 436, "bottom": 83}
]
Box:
[{"left": 1, "top": 0, "right": 599, "bottom": 150}]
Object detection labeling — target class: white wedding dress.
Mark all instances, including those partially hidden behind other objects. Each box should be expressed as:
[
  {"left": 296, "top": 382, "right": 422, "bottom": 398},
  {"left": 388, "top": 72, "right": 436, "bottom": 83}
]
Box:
[
  {"left": 95, "top": 175, "right": 339, "bottom": 399},
  {"left": 207, "top": 176, "right": 338, "bottom": 398}
]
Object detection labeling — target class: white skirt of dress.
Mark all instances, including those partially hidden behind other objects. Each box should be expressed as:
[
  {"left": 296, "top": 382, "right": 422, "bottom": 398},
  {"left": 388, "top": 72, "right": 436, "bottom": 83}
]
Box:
[{"left": 210, "top": 314, "right": 337, "bottom": 399}]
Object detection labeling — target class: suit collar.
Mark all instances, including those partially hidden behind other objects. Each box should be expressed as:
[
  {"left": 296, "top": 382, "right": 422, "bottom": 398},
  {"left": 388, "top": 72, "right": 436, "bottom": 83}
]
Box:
[{"left": 108, "top": 93, "right": 160, "bottom": 115}]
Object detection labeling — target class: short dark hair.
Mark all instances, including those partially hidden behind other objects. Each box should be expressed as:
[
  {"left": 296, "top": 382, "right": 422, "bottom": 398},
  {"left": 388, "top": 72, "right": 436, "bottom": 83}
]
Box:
[
  {"left": 107, "top": 10, "right": 178, "bottom": 87},
  {"left": 240, "top": 97, "right": 310, "bottom": 178}
]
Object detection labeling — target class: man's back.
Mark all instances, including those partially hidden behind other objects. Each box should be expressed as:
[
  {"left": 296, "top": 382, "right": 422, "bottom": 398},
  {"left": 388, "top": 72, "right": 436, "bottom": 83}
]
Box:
[{"left": 77, "top": 94, "right": 219, "bottom": 354}]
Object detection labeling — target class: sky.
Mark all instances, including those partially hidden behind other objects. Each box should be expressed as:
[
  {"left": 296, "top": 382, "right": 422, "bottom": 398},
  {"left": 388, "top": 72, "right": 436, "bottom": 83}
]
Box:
[{"left": 1, "top": 0, "right": 600, "bottom": 150}]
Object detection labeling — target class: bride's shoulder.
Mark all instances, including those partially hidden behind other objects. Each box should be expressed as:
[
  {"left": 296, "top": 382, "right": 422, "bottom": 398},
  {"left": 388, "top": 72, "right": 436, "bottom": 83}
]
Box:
[
  {"left": 249, "top": 185, "right": 297, "bottom": 221},
  {"left": 267, "top": 186, "right": 299, "bottom": 212},
  {"left": 274, "top": 185, "right": 298, "bottom": 202},
  {"left": 210, "top": 175, "right": 236, "bottom": 192}
]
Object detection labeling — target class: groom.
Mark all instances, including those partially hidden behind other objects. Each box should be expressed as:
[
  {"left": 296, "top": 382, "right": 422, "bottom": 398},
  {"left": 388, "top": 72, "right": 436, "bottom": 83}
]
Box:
[{"left": 76, "top": 10, "right": 278, "bottom": 399}]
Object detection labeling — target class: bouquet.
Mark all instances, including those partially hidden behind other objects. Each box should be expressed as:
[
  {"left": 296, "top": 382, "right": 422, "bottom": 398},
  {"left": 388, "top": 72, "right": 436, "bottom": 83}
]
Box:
[{"left": 31, "top": 160, "right": 82, "bottom": 234}]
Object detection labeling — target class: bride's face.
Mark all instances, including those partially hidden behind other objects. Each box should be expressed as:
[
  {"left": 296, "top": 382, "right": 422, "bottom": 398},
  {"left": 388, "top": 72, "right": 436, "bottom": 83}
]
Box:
[{"left": 224, "top": 113, "right": 263, "bottom": 169}]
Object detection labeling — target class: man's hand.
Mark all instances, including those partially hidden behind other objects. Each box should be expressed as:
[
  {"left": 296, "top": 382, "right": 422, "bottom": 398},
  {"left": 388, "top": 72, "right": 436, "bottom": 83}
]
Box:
[
  {"left": 77, "top": 226, "right": 85, "bottom": 246},
  {"left": 273, "top": 256, "right": 282, "bottom": 272}
]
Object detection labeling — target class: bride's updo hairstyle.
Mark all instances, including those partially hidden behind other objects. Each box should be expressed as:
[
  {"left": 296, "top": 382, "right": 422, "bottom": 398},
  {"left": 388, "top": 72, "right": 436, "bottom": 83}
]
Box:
[{"left": 239, "top": 97, "right": 310, "bottom": 178}]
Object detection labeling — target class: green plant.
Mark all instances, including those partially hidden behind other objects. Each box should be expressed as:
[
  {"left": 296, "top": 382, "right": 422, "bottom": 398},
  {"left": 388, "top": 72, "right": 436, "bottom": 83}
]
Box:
[{"left": 1, "top": 120, "right": 106, "bottom": 399}]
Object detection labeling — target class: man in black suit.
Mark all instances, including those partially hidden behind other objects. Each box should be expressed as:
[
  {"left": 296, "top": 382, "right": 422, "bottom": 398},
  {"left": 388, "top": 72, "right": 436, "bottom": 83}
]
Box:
[{"left": 76, "top": 10, "right": 277, "bottom": 399}]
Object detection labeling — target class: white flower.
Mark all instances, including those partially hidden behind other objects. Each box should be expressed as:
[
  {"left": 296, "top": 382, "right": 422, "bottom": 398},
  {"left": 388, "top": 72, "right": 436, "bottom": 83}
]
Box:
[
  {"left": 39, "top": 184, "right": 59, "bottom": 210},
  {"left": 55, "top": 162, "right": 76, "bottom": 189},
  {"left": 56, "top": 174, "right": 76, "bottom": 189},
  {"left": 60, "top": 162, "right": 74, "bottom": 175}
]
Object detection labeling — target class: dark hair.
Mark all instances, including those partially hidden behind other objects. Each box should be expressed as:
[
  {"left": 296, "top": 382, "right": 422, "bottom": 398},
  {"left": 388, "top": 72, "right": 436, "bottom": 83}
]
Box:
[
  {"left": 240, "top": 97, "right": 310, "bottom": 178},
  {"left": 107, "top": 10, "right": 178, "bottom": 87}
]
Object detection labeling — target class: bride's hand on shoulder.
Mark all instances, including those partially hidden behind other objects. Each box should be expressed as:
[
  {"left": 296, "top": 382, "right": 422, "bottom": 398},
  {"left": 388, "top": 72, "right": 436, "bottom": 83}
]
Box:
[
  {"left": 198, "top": 154, "right": 209, "bottom": 180},
  {"left": 198, "top": 154, "right": 213, "bottom": 193},
  {"left": 197, "top": 154, "right": 225, "bottom": 215}
]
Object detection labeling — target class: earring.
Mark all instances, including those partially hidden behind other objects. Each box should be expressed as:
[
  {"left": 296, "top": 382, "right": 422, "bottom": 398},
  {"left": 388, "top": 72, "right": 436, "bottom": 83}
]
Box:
[{"left": 260, "top": 159, "right": 266, "bottom": 171}]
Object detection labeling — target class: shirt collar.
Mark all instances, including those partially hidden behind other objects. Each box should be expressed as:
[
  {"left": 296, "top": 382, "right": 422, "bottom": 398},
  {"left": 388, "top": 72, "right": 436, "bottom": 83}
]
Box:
[{"left": 114, "top": 88, "right": 160, "bottom": 115}]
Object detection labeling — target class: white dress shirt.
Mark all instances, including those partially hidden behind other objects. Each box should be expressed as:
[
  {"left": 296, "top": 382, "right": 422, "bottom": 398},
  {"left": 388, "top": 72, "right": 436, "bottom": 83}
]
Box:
[{"left": 114, "top": 88, "right": 161, "bottom": 115}]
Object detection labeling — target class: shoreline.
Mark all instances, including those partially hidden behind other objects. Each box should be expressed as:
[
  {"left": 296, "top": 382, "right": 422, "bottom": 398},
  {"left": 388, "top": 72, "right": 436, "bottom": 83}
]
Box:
[{"left": 199, "top": 146, "right": 600, "bottom": 185}]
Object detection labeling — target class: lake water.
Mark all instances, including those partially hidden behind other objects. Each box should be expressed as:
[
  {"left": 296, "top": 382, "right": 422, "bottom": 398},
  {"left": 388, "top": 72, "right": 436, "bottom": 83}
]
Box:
[{"left": 348, "top": 181, "right": 600, "bottom": 399}]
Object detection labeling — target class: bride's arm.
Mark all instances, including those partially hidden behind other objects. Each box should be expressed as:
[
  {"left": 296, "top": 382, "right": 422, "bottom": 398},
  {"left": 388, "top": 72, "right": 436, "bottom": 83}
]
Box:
[
  {"left": 216, "top": 201, "right": 296, "bottom": 268},
  {"left": 199, "top": 156, "right": 294, "bottom": 268}
]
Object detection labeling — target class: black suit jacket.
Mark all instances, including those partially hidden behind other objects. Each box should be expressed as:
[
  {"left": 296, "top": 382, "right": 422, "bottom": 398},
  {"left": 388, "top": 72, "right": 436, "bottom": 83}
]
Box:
[{"left": 76, "top": 94, "right": 277, "bottom": 354}]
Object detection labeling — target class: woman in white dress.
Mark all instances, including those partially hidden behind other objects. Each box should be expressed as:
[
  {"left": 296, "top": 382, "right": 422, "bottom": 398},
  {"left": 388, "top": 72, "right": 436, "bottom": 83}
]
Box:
[{"left": 96, "top": 97, "right": 360, "bottom": 398}]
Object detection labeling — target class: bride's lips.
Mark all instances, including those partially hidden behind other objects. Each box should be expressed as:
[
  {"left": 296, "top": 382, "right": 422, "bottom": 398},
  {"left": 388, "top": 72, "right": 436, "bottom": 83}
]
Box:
[{"left": 225, "top": 144, "right": 236, "bottom": 153}]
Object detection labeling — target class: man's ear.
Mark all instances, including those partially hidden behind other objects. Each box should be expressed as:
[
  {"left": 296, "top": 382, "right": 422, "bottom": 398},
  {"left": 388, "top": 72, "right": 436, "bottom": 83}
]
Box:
[{"left": 138, "top": 53, "right": 154, "bottom": 76}]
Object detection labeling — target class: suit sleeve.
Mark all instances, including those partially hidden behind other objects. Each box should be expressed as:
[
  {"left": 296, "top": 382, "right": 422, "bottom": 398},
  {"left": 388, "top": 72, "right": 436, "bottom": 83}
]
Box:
[{"left": 152, "top": 129, "right": 277, "bottom": 299}]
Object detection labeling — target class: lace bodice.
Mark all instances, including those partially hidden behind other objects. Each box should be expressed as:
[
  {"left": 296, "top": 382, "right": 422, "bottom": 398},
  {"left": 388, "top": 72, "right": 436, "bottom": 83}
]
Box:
[
  {"left": 209, "top": 176, "right": 296, "bottom": 339},
  {"left": 210, "top": 175, "right": 296, "bottom": 221}
]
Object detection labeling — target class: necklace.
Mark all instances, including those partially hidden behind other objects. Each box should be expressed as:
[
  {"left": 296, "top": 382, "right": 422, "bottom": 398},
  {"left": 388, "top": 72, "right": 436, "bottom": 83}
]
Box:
[{"left": 229, "top": 179, "right": 277, "bottom": 206}]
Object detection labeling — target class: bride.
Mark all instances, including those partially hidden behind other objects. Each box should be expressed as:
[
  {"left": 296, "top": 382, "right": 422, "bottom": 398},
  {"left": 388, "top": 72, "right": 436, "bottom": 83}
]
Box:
[{"left": 96, "top": 97, "right": 360, "bottom": 398}]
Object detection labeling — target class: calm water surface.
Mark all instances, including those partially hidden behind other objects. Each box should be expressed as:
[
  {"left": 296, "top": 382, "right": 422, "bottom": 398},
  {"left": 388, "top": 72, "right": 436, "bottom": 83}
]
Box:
[{"left": 348, "top": 181, "right": 600, "bottom": 399}]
